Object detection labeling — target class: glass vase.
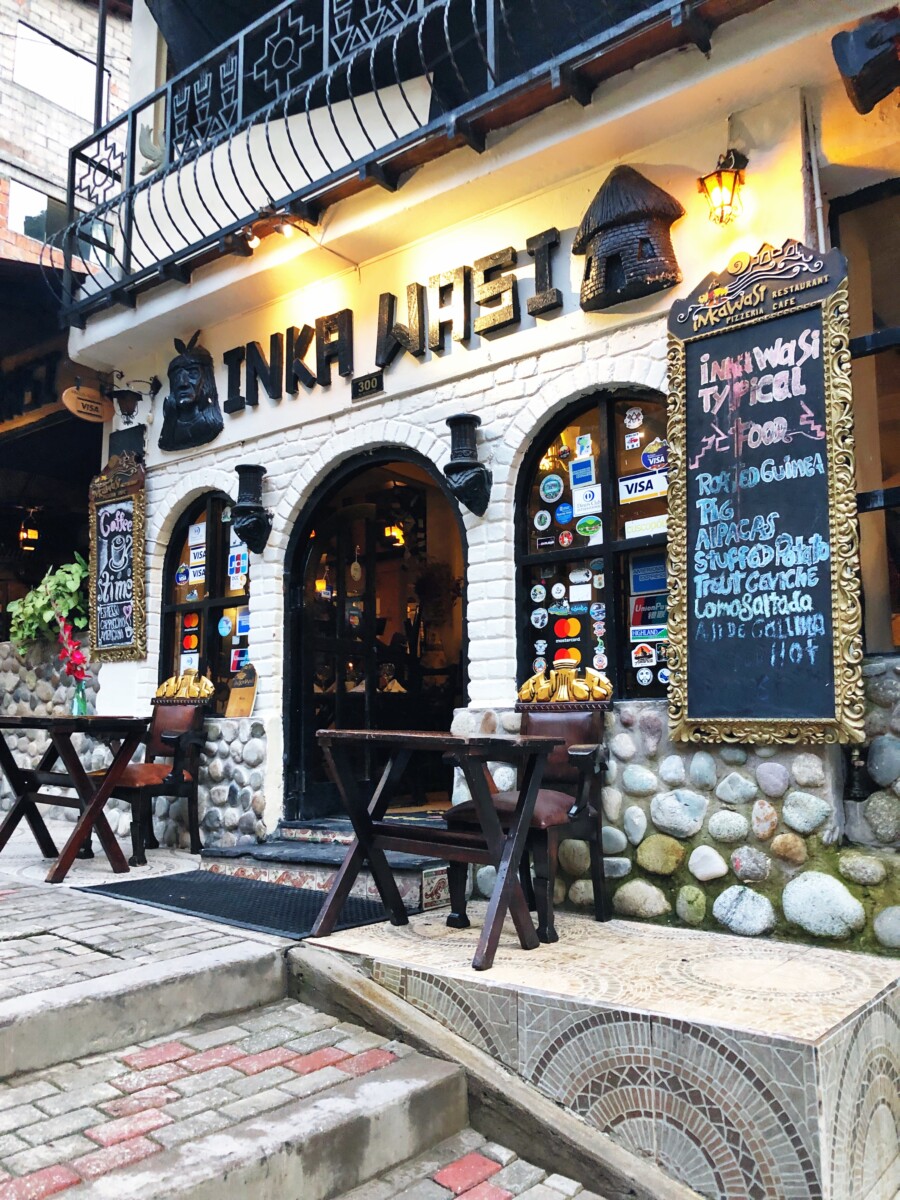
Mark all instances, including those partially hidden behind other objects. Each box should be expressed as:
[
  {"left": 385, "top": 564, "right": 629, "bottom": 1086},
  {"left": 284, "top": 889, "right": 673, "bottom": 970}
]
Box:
[{"left": 70, "top": 679, "right": 88, "bottom": 717}]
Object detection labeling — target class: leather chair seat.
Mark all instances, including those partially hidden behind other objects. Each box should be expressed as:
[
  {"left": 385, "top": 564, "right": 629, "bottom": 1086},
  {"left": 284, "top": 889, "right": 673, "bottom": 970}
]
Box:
[
  {"left": 445, "top": 789, "right": 574, "bottom": 830},
  {"left": 89, "top": 763, "right": 193, "bottom": 789}
]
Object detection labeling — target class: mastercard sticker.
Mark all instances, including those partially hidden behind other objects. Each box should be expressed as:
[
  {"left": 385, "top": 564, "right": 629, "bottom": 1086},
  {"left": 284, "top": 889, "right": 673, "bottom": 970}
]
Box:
[
  {"left": 553, "top": 617, "right": 581, "bottom": 638},
  {"left": 183, "top": 612, "right": 200, "bottom": 629},
  {"left": 182, "top": 633, "right": 199, "bottom": 651},
  {"left": 554, "top": 647, "right": 581, "bottom": 664}
]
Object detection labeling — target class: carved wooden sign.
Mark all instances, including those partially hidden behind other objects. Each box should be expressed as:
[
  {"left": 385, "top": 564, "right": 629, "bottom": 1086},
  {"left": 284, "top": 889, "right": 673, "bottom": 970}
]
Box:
[
  {"left": 89, "top": 452, "right": 147, "bottom": 662},
  {"left": 666, "top": 239, "right": 864, "bottom": 743}
]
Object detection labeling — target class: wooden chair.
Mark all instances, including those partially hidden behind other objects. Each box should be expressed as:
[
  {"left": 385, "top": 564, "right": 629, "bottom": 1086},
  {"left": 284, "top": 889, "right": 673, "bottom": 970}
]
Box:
[
  {"left": 95, "top": 700, "right": 206, "bottom": 866},
  {"left": 444, "top": 708, "right": 610, "bottom": 942}
]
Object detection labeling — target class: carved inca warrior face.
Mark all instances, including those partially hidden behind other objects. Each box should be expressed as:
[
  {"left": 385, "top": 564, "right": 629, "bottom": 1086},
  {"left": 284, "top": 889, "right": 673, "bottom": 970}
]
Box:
[{"left": 158, "top": 331, "right": 224, "bottom": 453}]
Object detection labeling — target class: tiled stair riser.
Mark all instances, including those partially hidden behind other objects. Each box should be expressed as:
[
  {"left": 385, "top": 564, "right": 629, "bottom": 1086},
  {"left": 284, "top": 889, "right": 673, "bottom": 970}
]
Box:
[
  {"left": 371, "top": 964, "right": 899, "bottom": 1200},
  {"left": 200, "top": 859, "right": 449, "bottom": 911}
]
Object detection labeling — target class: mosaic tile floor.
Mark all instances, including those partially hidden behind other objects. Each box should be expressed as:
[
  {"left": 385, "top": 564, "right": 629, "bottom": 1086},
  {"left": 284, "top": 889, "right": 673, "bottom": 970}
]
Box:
[{"left": 314, "top": 907, "right": 899, "bottom": 1200}]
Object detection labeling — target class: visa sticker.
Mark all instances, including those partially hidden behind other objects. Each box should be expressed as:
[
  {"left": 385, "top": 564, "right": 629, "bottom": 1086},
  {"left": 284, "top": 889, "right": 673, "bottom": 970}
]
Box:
[
  {"left": 641, "top": 438, "right": 668, "bottom": 471},
  {"left": 618, "top": 470, "right": 668, "bottom": 505}
]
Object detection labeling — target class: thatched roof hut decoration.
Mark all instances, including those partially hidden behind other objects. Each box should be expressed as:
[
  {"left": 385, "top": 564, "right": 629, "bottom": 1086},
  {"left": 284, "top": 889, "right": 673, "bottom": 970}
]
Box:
[{"left": 572, "top": 166, "right": 684, "bottom": 311}]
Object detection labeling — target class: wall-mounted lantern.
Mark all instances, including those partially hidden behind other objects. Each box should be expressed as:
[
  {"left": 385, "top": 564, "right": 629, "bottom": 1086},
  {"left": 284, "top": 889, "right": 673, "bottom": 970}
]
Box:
[
  {"left": 231, "top": 464, "right": 273, "bottom": 554},
  {"left": 18, "top": 509, "right": 39, "bottom": 553},
  {"left": 698, "top": 149, "right": 749, "bottom": 225},
  {"left": 443, "top": 413, "right": 492, "bottom": 517},
  {"left": 110, "top": 374, "right": 162, "bottom": 425}
]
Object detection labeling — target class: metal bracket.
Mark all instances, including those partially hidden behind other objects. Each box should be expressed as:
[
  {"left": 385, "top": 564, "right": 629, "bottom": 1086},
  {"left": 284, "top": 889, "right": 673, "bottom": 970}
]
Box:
[
  {"left": 551, "top": 65, "right": 593, "bottom": 107},
  {"left": 671, "top": 2, "right": 712, "bottom": 56}
]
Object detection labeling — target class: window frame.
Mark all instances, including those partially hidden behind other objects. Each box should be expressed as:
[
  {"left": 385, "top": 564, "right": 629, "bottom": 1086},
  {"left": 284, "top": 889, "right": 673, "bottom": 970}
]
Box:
[
  {"left": 829, "top": 176, "right": 900, "bottom": 654},
  {"left": 515, "top": 391, "right": 669, "bottom": 699},
  {"left": 159, "top": 492, "right": 250, "bottom": 703}
]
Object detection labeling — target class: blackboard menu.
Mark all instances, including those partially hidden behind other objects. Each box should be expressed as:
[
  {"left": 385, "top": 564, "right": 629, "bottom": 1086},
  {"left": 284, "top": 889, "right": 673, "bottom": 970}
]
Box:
[
  {"left": 89, "top": 452, "right": 147, "bottom": 662},
  {"left": 667, "top": 239, "right": 864, "bottom": 743}
]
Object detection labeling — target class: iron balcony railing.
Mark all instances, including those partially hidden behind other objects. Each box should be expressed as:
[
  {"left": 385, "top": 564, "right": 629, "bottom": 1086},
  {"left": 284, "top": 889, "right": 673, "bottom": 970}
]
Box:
[{"left": 47, "top": 0, "right": 761, "bottom": 326}]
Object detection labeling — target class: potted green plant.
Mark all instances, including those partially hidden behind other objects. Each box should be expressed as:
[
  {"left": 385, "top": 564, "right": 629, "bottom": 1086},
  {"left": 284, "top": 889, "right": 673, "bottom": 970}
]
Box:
[{"left": 7, "top": 556, "right": 91, "bottom": 710}]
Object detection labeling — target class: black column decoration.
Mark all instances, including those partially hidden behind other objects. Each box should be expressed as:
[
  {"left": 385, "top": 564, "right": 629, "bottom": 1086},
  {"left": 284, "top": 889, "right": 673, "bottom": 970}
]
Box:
[
  {"left": 443, "top": 413, "right": 492, "bottom": 517},
  {"left": 231, "top": 464, "right": 272, "bottom": 553}
]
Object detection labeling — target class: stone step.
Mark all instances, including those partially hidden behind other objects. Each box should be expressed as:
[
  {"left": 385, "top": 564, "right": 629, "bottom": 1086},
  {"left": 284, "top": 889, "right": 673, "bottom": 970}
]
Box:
[
  {"left": 0, "top": 999, "right": 467, "bottom": 1200},
  {"left": 201, "top": 836, "right": 450, "bottom": 912},
  {"left": 0, "top": 880, "right": 286, "bottom": 1078},
  {"left": 335, "top": 1127, "right": 607, "bottom": 1199}
]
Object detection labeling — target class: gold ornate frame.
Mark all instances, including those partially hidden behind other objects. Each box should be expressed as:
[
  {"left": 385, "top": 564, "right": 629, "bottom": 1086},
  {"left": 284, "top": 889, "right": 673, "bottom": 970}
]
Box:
[
  {"left": 89, "top": 453, "right": 147, "bottom": 662},
  {"left": 666, "top": 243, "right": 864, "bottom": 744}
]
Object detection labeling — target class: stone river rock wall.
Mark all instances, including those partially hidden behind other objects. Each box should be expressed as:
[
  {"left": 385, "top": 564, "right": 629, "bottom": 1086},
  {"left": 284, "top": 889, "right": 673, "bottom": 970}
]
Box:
[
  {"left": 455, "top": 656, "right": 899, "bottom": 955},
  {"left": 0, "top": 643, "right": 267, "bottom": 848}
]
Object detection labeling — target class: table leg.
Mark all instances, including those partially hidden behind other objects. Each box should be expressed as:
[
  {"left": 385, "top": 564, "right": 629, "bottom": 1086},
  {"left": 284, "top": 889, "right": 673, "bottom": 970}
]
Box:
[
  {"left": 459, "top": 754, "right": 542, "bottom": 969},
  {"left": 46, "top": 730, "right": 143, "bottom": 883},
  {"left": 0, "top": 737, "right": 59, "bottom": 858},
  {"left": 314, "top": 745, "right": 411, "bottom": 933},
  {"left": 311, "top": 748, "right": 410, "bottom": 936}
]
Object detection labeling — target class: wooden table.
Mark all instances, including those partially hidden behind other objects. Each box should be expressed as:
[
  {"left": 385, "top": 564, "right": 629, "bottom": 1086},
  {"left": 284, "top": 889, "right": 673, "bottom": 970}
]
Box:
[
  {"left": 310, "top": 728, "right": 563, "bottom": 971},
  {"left": 0, "top": 715, "right": 150, "bottom": 883}
]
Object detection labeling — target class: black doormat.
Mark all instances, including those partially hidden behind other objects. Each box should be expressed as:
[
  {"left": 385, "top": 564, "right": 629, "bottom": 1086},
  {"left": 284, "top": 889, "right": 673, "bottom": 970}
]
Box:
[{"left": 78, "top": 870, "right": 393, "bottom": 940}]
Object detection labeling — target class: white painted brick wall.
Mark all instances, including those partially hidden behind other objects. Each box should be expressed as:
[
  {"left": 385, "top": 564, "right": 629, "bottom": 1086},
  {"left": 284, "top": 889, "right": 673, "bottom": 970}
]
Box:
[{"left": 133, "top": 319, "right": 669, "bottom": 816}]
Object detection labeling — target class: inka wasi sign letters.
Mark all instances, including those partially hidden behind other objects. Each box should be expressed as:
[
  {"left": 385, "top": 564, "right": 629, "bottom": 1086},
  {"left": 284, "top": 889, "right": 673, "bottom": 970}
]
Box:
[
  {"left": 220, "top": 229, "right": 564, "bottom": 413},
  {"left": 666, "top": 239, "right": 864, "bottom": 744}
]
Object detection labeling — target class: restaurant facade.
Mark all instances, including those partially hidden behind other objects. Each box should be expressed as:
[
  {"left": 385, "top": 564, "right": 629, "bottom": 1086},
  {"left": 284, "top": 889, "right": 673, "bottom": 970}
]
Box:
[{"left": 59, "top": 0, "right": 898, "bottom": 954}]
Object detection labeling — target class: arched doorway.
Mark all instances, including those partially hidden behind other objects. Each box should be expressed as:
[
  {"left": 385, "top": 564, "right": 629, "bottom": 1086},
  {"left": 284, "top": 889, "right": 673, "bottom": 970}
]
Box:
[{"left": 284, "top": 450, "right": 467, "bottom": 819}]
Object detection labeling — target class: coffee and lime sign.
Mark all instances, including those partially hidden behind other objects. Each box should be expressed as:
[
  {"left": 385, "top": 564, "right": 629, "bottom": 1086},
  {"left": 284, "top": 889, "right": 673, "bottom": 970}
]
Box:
[
  {"left": 666, "top": 239, "right": 864, "bottom": 743},
  {"left": 89, "top": 453, "right": 147, "bottom": 661}
]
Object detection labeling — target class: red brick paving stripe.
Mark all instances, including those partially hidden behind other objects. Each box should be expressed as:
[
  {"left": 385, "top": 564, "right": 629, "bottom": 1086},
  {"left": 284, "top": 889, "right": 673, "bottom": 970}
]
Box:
[
  {"left": 285, "top": 1047, "right": 351, "bottom": 1076},
  {"left": 231, "top": 1047, "right": 298, "bottom": 1076},
  {"left": 433, "top": 1153, "right": 503, "bottom": 1195},
  {"left": 99, "top": 1086, "right": 180, "bottom": 1118},
  {"left": 85, "top": 1108, "right": 173, "bottom": 1147},
  {"left": 109, "top": 1063, "right": 189, "bottom": 1093},
  {"left": 120, "top": 1042, "right": 192, "bottom": 1071},
  {"left": 181, "top": 1045, "right": 245, "bottom": 1073},
  {"left": 72, "top": 1137, "right": 162, "bottom": 1182},
  {"left": 337, "top": 1049, "right": 398, "bottom": 1077},
  {"left": 0, "top": 1164, "right": 80, "bottom": 1199},
  {"left": 458, "top": 1183, "right": 513, "bottom": 1200}
]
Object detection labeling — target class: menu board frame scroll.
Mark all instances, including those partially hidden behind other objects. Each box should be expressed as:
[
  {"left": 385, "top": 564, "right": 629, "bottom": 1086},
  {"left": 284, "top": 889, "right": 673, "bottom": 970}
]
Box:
[
  {"left": 89, "top": 451, "right": 147, "bottom": 662},
  {"left": 666, "top": 238, "right": 864, "bottom": 744}
]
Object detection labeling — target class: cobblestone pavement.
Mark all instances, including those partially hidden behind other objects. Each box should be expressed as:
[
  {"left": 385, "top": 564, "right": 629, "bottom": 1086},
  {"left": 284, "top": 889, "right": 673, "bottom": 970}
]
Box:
[
  {"left": 0, "top": 998, "right": 413, "bottom": 1195},
  {"left": 337, "top": 1129, "right": 604, "bottom": 1199},
  {"left": 0, "top": 994, "right": 603, "bottom": 1199},
  {"left": 0, "top": 878, "right": 286, "bottom": 1005},
  {"left": 0, "top": 816, "right": 197, "bottom": 890}
]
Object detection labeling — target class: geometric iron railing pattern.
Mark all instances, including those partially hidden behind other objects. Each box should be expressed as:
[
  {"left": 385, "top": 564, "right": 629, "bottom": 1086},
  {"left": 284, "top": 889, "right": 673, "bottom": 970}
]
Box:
[{"left": 45, "top": 0, "right": 750, "bottom": 326}]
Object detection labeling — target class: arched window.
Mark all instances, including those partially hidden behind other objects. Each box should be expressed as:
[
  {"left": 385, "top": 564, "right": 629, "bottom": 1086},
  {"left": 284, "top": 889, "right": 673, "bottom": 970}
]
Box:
[
  {"left": 160, "top": 493, "right": 251, "bottom": 713},
  {"left": 517, "top": 393, "right": 668, "bottom": 699}
]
